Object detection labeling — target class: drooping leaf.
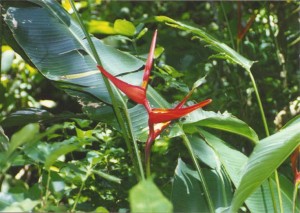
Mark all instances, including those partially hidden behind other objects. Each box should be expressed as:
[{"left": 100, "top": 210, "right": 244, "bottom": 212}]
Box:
[
  {"left": 129, "top": 178, "right": 173, "bottom": 213},
  {"left": 171, "top": 158, "right": 232, "bottom": 212},
  {"left": 155, "top": 16, "right": 254, "bottom": 70},
  {"left": 184, "top": 109, "right": 259, "bottom": 144},
  {"left": 188, "top": 134, "right": 221, "bottom": 171},
  {"left": 230, "top": 122, "right": 300, "bottom": 212}
]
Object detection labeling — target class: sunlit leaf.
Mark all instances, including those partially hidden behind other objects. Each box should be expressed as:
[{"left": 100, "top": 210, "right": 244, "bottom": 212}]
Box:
[
  {"left": 200, "top": 129, "right": 298, "bottom": 212},
  {"left": 129, "top": 178, "right": 173, "bottom": 213},
  {"left": 230, "top": 122, "right": 300, "bottom": 212},
  {"left": 2, "top": 0, "right": 143, "bottom": 104},
  {"left": 114, "top": 19, "right": 136, "bottom": 36},
  {"left": 88, "top": 20, "right": 116, "bottom": 35},
  {"left": 6, "top": 123, "right": 39, "bottom": 157}
]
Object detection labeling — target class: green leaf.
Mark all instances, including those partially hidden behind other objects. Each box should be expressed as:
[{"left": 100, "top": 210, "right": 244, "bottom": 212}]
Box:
[
  {"left": 200, "top": 129, "right": 298, "bottom": 212},
  {"left": 6, "top": 123, "right": 39, "bottom": 158},
  {"left": 0, "top": 108, "right": 86, "bottom": 128},
  {"left": 114, "top": 19, "right": 136, "bottom": 36},
  {"left": 44, "top": 143, "right": 79, "bottom": 170},
  {"left": 0, "top": 198, "right": 39, "bottom": 212},
  {"left": 283, "top": 114, "right": 300, "bottom": 129},
  {"left": 2, "top": 1, "right": 143, "bottom": 104},
  {"left": 94, "top": 206, "right": 109, "bottom": 213},
  {"left": 0, "top": 191, "right": 39, "bottom": 212},
  {"left": 188, "top": 134, "right": 221, "bottom": 171},
  {"left": 155, "top": 16, "right": 254, "bottom": 70},
  {"left": 171, "top": 158, "right": 232, "bottom": 212},
  {"left": 1, "top": 108, "right": 53, "bottom": 127},
  {"left": 24, "top": 137, "right": 81, "bottom": 170},
  {"left": 230, "top": 122, "right": 300, "bottom": 212},
  {"left": 184, "top": 109, "right": 259, "bottom": 144},
  {"left": 88, "top": 20, "right": 116, "bottom": 35},
  {"left": 129, "top": 178, "right": 173, "bottom": 213},
  {"left": 192, "top": 76, "right": 207, "bottom": 90}
]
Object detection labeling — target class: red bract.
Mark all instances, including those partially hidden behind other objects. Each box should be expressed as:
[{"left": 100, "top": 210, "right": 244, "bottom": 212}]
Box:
[
  {"left": 149, "top": 99, "right": 212, "bottom": 124},
  {"left": 98, "top": 30, "right": 212, "bottom": 174},
  {"left": 97, "top": 65, "right": 147, "bottom": 105}
]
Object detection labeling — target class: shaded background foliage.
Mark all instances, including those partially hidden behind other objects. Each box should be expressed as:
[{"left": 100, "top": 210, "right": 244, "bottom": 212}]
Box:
[{"left": 0, "top": 0, "right": 299, "bottom": 212}]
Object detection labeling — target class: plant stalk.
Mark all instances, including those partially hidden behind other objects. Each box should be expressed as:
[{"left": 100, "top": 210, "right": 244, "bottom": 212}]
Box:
[
  {"left": 292, "top": 181, "right": 299, "bottom": 213},
  {"left": 247, "top": 70, "right": 269, "bottom": 136},
  {"left": 43, "top": 170, "right": 51, "bottom": 208},
  {"left": 71, "top": 163, "right": 92, "bottom": 212},
  {"left": 182, "top": 133, "right": 215, "bottom": 213},
  {"left": 248, "top": 69, "right": 283, "bottom": 212},
  {"left": 220, "top": 1, "right": 235, "bottom": 50},
  {"left": 69, "top": 0, "right": 144, "bottom": 180}
]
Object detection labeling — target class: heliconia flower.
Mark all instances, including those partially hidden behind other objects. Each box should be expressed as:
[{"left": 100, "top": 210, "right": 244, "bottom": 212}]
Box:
[
  {"left": 142, "top": 29, "right": 157, "bottom": 89},
  {"left": 149, "top": 99, "right": 212, "bottom": 124},
  {"left": 97, "top": 65, "right": 147, "bottom": 105},
  {"left": 97, "top": 30, "right": 157, "bottom": 106},
  {"left": 145, "top": 95, "right": 211, "bottom": 172},
  {"left": 98, "top": 30, "right": 212, "bottom": 175},
  {"left": 291, "top": 146, "right": 300, "bottom": 184}
]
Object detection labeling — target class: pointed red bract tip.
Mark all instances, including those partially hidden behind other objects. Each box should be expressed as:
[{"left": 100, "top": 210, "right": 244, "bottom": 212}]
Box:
[
  {"left": 97, "top": 65, "right": 147, "bottom": 105},
  {"left": 149, "top": 99, "right": 212, "bottom": 123},
  {"left": 142, "top": 30, "right": 158, "bottom": 89}
]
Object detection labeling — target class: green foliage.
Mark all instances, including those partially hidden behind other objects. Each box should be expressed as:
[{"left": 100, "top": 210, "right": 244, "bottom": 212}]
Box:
[
  {"left": 1, "top": 0, "right": 299, "bottom": 212},
  {"left": 231, "top": 122, "right": 300, "bottom": 212},
  {"left": 171, "top": 158, "right": 232, "bottom": 212},
  {"left": 129, "top": 178, "right": 173, "bottom": 212}
]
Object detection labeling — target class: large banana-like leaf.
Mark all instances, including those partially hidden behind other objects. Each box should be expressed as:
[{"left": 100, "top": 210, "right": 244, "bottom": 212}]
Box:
[
  {"left": 1, "top": 0, "right": 143, "bottom": 104},
  {"left": 230, "top": 122, "right": 300, "bottom": 212},
  {"left": 171, "top": 158, "right": 232, "bottom": 212},
  {"left": 1, "top": 1, "right": 258, "bottom": 146},
  {"left": 200, "top": 129, "right": 298, "bottom": 212}
]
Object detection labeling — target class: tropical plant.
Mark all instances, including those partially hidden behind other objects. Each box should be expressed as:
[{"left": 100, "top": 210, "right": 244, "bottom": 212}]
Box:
[{"left": 0, "top": 0, "right": 299, "bottom": 212}]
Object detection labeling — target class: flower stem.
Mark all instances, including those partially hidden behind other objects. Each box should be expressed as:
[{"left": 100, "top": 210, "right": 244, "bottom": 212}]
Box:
[
  {"left": 248, "top": 69, "right": 282, "bottom": 212},
  {"left": 182, "top": 133, "right": 215, "bottom": 213},
  {"left": 69, "top": 0, "right": 144, "bottom": 180},
  {"left": 247, "top": 70, "right": 269, "bottom": 136}
]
